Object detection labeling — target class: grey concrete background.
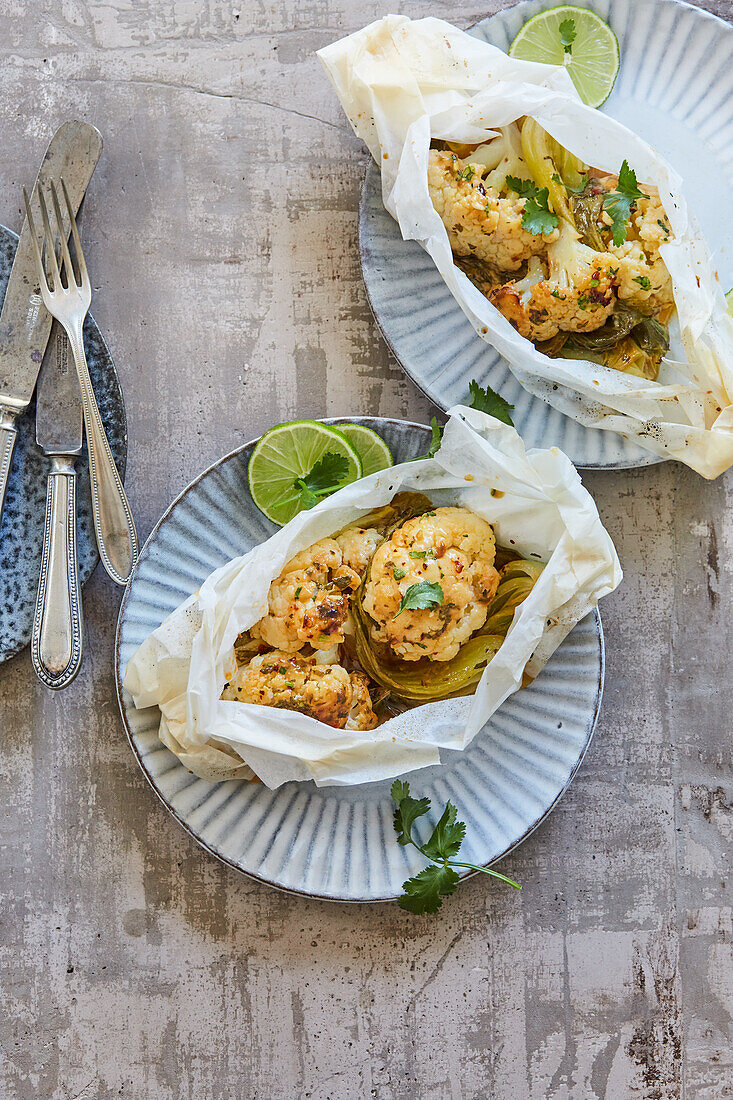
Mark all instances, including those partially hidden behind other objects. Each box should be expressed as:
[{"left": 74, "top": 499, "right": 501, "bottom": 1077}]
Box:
[{"left": 1, "top": 1, "right": 732, "bottom": 1097}]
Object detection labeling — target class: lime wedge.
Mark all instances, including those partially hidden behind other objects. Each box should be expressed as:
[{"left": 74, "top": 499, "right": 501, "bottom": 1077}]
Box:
[
  {"left": 248, "top": 420, "right": 362, "bottom": 525},
  {"left": 337, "top": 423, "right": 393, "bottom": 476},
  {"left": 509, "top": 6, "right": 620, "bottom": 108}
]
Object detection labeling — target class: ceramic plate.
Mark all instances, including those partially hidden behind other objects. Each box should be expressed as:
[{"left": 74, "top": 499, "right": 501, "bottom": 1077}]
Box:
[
  {"left": 0, "top": 224, "right": 128, "bottom": 663},
  {"left": 115, "top": 417, "right": 604, "bottom": 902},
  {"left": 359, "top": 0, "right": 733, "bottom": 469}
]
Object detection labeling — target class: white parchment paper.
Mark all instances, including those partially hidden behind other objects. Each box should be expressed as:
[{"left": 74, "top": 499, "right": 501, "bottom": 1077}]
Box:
[
  {"left": 318, "top": 15, "right": 733, "bottom": 479},
  {"left": 124, "top": 409, "right": 621, "bottom": 788}
]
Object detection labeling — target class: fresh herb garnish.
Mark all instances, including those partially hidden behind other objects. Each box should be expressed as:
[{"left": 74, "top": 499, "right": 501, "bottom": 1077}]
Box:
[
  {"left": 291, "top": 451, "right": 350, "bottom": 510},
  {"left": 393, "top": 567, "right": 406, "bottom": 580},
  {"left": 633, "top": 275, "right": 651, "bottom": 289},
  {"left": 468, "top": 379, "right": 515, "bottom": 426},
  {"left": 603, "top": 160, "right": 647, "bottom": 247},
  {"left": 506, "top": 175, "right": 559, "bottom": 236},
  {"left": 391, "top": 781, "right": 521, "bottom": 914},
  {"left": 559, "top": 17, "right": 576, "bottom": 54},
  {"left": 455, "top": 164, "right": 476, "bottom": 182},
  {"left": 294, "top": 586, "right": 302, "bottom": 599},
  {"left": 393, "top": 581, "right": 444, "bottom": 619},
  {"left": 409, "top": 549, "right": 434, "bottom": 560},
  {"left": 412, "top": 415, "right": 444, "bottom": 462}
]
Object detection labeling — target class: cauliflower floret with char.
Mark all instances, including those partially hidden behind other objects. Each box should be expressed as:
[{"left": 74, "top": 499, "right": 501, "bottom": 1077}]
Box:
[
  {"left": 428, "top": 149, "right": 558, "bottom": 273},
  {"left": 362, "top": 507, "right": 501, "bottom": 662},
  {"left": 222, "top": 650, "right": 377, "bottom": 730},
  {"left": 610, "top": 194, "right": 675, "bottom": 314},
  {"left": 250, "top": 539, "right": 360, "bottom": 653},
  {"left": 334, "top": 526, "right": 383, "bottom": 577},
  {"left": 487, "top": 256, "right": 560, "bottom": 342},
  {"left": 529, "top": 222, "right": 617, "bottom": 333}
]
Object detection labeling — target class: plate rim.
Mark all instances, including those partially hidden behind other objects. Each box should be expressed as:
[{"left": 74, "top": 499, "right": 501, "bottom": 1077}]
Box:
[
  {"left": 0, "top": 221, "right": 129, "bottom": 664},
  {"left": 356, "top": 0, "right": 732, "bottom": 470},
  {"left": 115, "top": 416, "right": 605, "bottom": 902}
]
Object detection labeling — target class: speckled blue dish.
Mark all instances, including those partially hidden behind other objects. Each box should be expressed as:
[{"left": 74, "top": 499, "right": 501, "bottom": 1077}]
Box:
[
  {"left": 359, "top": 0, "right": 733, "bottom": 469},
  {"left": 115, "top": 418, "right": 604, "bottom": 902},
  {"left": 0, "top": 224, "right": 128, "bottom": 663}
]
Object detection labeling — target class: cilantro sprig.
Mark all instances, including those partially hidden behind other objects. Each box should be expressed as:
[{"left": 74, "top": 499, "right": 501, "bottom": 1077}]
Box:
[
  {"left": 391, "top": 781, "right": 521, "bottom": 913},
  {"left": 468, "top": 379, "right": 515, "bottom": 426},
  {"left": 393, "top": 580, "right": 444, "bottom": 619},
  {"left": 505, "top": 175, "right": 559, "bottom": 236},
  {"left": 275, "top": 451, "right": 350, "bottom": 511},
  {"left": 559, "top": 17, "right": 576, "bottom": 53},
  {"left": 603, "top": 160, "right": 647, "bottom": 247}
]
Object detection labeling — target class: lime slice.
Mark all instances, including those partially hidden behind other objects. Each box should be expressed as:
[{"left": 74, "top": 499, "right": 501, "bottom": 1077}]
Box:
[
  {"left": 248, "top": 420, "right": 362, "bottom": 525},
  {"left": 337, "top": 423, "right": 393, "bottom": 476},
  {"left": 509, "top": 6, "right": 620, "bottom": 108}
]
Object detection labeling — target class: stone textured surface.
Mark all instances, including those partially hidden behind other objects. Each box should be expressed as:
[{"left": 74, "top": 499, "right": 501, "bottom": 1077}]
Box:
[{"left": 1, "top": 1, "right": 732, "bottom": 1098}]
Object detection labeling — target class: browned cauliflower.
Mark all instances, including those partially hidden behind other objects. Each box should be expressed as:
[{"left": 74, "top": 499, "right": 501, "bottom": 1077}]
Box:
[
  {"left": 250, "top": 539, "right": 360, "bottom": 653},
  {"left": 529, "top": 221, "right": 617, "bottom": 333},
  {"left": 221, "top": 650, "right": 377, "bottom": 730},
  {"left": 609, "top": 194, "right": 675, "bottom": 314},
  {"left": 362, "top": 507, "right": 501, "bottom": 662},
  {"left": 334, "top": 526, "right": 383, "bottom": 576},
  {"left": 487, "top": 256, "right": 560, "bottom": 342},
  {"left": 427, "top": 149, "right": 558, "bottom": 273}
]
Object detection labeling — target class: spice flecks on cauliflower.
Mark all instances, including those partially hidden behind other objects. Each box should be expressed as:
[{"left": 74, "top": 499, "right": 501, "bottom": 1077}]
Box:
[
  {"left": 222, "top": 650, "right": 377, "bottom": 730},
  {"left": 610, "top": 194, "right": 675, "bottom": 314},
  {"left": 334, "top": 526, "right": 383, "bottom": 577},
  {"left": 362, "top": 507, "right": 501, "bottom": 662},
  {"left": 488, "top": 255, "right": 560, "bottom": 342},
  {"left": 250, "top": 538, "right": 360, "bottom": 653},
  {"left": 529, "top": 222, "right": 617, "bottom": 333},
  {"left": 427, "top": 149, "right": 558, "bottom": 274}
]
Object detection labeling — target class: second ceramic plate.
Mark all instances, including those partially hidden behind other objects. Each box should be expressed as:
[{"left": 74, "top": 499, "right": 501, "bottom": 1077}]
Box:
[
  {"left": 116, "top": 418, "right": 604, "bottom": 902},
  {"left": 359, "top": 0, "right": 733, "bottom": 469}
]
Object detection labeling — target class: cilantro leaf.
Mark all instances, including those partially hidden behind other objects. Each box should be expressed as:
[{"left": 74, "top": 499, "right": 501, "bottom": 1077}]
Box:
[
  {"left": 522, "top": 190, "right": 559, "bottom": 236},
  {"left": 603, "top": 160, "right": 647, "bottom": 247},
  {"left": 421, "top": 801, "right": 466, "bottom": 861},
  {"left": 293, "top": 451, "right": 350, "bottom": 510},
  {"left": 633, "top": 275, "right": 651, "bottom": 289},
  {"left": 455, "top": 164, "right": 475, "bottom": 182},
  {"left": 393, "top": 580, "right": 444, "bottom": 618},
  {"left": 398, "top": 865, "right": 460, "bottom": 914},
  {"left": 391, "top": 780, "right": 431, "bottom": 846},
  {"left": 505, "top": 175, "right": 537, "bottom": 199},
  {"left": 468, "top": 379, "right": 515, "bottom": 426},
  {"left": 390, "top": 784, "right": 521, "bottom": 915},
  {"left": 505, "top": 176, "right": 558, "bottom": 235},
  {"left": 559, "top": 17, "right": 576, "bottom": 53},
  {"left": 393, "top": 567, "right": 406, "bottom": 580}
]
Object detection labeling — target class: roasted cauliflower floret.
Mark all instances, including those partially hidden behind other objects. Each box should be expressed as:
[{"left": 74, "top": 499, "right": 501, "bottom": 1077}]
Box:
[
  {"left": 222, "top": 650, "right": 377, "bottom": 730},
  {"left": 362, "top": 507, "right": 501, "bottom": 662},
  {"left": 488, "top": 256, "right": 560, "bottom": 342},
  {"left": 334, "top": 527, "right": 383, "bottom": 577},
  {"left": 529, "top": 222, "right": 617, "bottom": 333},
  {"left": 610, "top": 194, "right": 675, "bottom": 314},
  {"left": 428, "top": 149, "right": 558, "bottom": 273},
  {"left": 250, "top": 539, "right": 360, "bottom": 653}
]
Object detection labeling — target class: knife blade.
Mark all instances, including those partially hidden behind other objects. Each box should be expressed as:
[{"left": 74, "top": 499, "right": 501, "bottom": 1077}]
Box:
[
  {"left": 30, "top": 324, "right": 84, "bottom": 688},
  {"left": 0, "top": 120, "right": 102, "bottom": 522}
]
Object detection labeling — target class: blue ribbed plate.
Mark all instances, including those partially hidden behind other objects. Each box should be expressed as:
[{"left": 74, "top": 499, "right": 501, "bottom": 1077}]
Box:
[
  {"left": 359, "top": 0, "right": 733, "bottom": 469},
  {"left": 115, "top": 418, "right": 604, "bottom": 901}
]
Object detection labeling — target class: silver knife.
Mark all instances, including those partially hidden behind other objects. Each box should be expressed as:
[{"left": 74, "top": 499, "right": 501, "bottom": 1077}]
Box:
[
  {"left": 31, "top": 324, "right": 83, "bottom": 688},
  {"left": 0, "top": 120, "right": 102, "bottom": 524}
]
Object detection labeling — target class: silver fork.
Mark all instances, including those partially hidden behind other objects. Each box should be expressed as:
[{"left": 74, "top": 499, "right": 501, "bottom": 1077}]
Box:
[{"left": 24, "top": 180, "right": 138, "bottom": 586}]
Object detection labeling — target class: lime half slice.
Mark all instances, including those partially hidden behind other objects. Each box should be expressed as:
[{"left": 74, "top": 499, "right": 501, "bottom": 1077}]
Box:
[
  {"left": 337, "top": 423, "right": 393, "bottom": 476},
  {"left": 248, "top": 420, "right": 362, "bottom": 526},
  {"left": 509, "top": 6, "right": 620, "bottom": 108}
]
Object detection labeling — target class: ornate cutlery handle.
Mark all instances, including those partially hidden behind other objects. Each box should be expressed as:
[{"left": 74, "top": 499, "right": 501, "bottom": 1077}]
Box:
[
  {"left": 31, "top": 457, "right": 83, "bottom": 688},
  {"left": 67, "top": 319, "right": 138, "bottom": 586},
  {"left": 0, "top": 408, "right": 18, "bottom": 523}
]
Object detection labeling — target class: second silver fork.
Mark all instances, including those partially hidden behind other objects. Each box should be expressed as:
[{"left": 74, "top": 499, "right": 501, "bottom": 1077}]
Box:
[{"left": 25, "top": 179, "right": 138, "bottom": 587}]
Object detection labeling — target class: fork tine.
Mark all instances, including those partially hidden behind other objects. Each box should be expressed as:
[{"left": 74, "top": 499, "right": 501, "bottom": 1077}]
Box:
[
  {"left": 49, "top": 180, "right": 76, "bottom": 290},
  {"left": 22, "top": 187, "right": 49, "bottom": 293},
  {"left": 37, "top": 184, "right": 62, "bottom": 292},
  {"left": 60, "top": 178, "right": 88, "bottom": 287}
]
